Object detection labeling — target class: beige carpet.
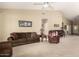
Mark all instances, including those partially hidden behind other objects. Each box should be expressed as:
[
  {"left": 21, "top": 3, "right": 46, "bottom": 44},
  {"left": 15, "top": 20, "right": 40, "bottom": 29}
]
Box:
[{"left": 13, "top": 35, "right": 79, "bottom": 57}]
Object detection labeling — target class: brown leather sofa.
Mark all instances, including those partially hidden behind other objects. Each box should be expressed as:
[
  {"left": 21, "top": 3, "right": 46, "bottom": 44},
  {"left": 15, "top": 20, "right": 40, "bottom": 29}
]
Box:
[
  {"left": 0, "top": 41, "right": 12, "bottom": 57},
  {"left": 7, "top": 32, "right": 40, "bottom": 47}
]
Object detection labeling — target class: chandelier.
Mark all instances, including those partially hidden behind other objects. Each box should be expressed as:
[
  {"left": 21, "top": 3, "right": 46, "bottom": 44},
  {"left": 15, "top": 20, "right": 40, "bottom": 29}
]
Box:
[{"left": 33, "top": 2, "right": 54, "bottom": 10}]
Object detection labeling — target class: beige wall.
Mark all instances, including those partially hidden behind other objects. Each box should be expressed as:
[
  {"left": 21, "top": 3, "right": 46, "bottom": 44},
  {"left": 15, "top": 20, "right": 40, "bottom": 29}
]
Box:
[
  {"left": 0, "top": 9, "right": 64, "bottom": 42},
  {"left": 0, "top": 12, "right": 6, "bottom": 42}
]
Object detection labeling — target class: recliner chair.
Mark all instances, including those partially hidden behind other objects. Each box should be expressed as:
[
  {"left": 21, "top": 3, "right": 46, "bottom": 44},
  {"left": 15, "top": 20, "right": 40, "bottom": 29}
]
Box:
[{"left": 0, "top": 41, "right": 12, "bottom": 57}]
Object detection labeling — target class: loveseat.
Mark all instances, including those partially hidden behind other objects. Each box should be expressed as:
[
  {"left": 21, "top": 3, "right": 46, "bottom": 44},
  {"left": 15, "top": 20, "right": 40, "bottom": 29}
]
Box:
[{"left": 7, "top": 32, "right": 40, "bottom": 47}]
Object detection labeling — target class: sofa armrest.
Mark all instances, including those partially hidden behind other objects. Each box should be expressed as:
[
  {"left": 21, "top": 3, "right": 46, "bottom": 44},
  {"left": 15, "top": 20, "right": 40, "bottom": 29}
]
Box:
[
  {"left": 31, "top": 34, "right": 40, "bottom": 39},
  {"left": 37, "top": 33, "right": 40, "bottom": 38},
  {"left": 7, "top": 37, "right": 14, "bottom": 41}
]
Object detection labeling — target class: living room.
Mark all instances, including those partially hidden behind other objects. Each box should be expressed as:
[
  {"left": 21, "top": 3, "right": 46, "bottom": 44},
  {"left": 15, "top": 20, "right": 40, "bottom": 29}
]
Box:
[
  {"left": 0, "top": 8, "right": 70, "bottom": 42},
  {"left": 0, "top": 2, "right": 79, "bottom": 57}
]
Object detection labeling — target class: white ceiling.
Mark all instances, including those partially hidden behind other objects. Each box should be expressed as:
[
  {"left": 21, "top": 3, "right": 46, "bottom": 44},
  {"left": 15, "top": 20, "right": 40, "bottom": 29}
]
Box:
[{"left": 0, "top": 2, "right": 79, "bottom": 20}]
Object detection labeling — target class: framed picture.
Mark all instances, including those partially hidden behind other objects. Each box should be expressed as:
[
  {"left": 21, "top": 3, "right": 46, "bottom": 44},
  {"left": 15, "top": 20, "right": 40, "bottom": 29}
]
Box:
[
  {"left": 19, "top": 20, "right": 32, "bottom": 27},
  {"left": 54, "top": 24, "right": 59, "bottom": 27}
]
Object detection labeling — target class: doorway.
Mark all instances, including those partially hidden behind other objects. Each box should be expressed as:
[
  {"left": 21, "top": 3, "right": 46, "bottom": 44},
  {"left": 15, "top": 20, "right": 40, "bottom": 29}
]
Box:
[{"left": 40, "top": 19, "right": 48, "bottom": 42}]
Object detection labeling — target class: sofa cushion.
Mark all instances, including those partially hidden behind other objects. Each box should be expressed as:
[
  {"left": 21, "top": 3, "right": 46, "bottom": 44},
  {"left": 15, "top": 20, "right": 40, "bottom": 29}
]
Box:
[
  {"left": 26, "top": 33, "right": 31, "bottom": 38},
  {"left": 11, "top": 33, "right": 27, "bottom": 39},
  {"left": 12, "top": 38, "right": 26, "bottom": 43},
  {"left": 31, "top": 32, "right": 37, "bottom": 38},
  {"left": 16, "top": 33, "right": 26, "bottom": 39}
]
